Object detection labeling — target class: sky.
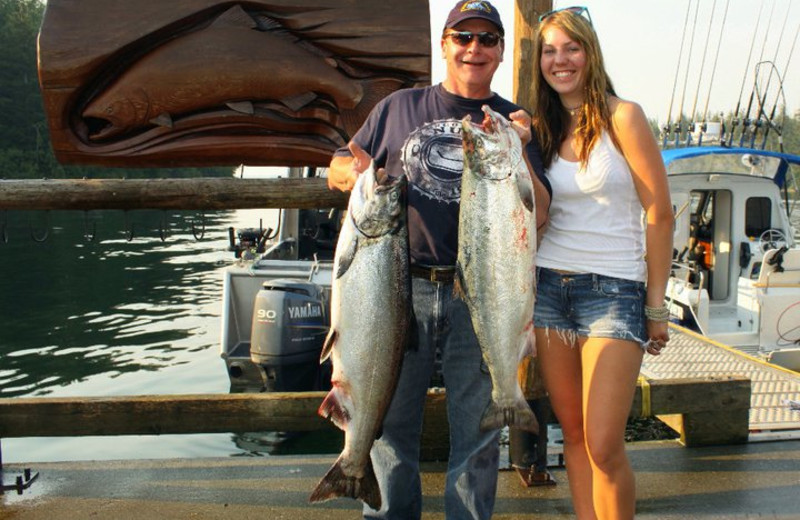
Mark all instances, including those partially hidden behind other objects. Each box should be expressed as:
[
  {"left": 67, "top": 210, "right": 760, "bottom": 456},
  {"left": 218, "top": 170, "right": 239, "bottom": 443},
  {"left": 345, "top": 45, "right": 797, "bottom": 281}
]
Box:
[{"left": 429, "top": 0, "right": 800, "bottom": 126}]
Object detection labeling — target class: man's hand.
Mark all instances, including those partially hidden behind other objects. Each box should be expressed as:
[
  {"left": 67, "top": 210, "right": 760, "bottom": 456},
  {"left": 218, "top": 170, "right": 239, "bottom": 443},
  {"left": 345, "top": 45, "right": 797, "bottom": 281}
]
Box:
[{"left": 328, "top": 141, "right": 373, "bottom": 192}]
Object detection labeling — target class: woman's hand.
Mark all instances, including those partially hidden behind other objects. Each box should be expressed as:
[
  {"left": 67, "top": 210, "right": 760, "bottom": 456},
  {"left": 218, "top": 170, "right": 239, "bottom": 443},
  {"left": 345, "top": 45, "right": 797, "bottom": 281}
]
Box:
[{"left": 644, "top": 320, "right": 669, "bottom": 356}]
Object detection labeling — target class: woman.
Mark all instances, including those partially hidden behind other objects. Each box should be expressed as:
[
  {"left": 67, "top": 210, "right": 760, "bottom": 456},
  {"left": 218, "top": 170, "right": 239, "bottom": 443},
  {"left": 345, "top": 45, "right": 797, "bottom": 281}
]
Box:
[{"left": 531, "top": 7, "right": 673, "bottom": 520}]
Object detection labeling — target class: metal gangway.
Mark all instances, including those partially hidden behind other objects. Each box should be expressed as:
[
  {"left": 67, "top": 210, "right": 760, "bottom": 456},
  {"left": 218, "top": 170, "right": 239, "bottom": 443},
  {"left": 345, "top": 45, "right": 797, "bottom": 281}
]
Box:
[{"left": 642, "top": 324, "right": 800, "bottom": 438}]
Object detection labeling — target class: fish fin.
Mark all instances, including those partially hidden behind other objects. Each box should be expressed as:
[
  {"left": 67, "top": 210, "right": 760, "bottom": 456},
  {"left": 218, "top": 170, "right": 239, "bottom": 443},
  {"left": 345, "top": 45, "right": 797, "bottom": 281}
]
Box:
[
  {"left": 340, "top": 78, "right": 404, "bottom": 139},
  {"left": 405, "top": 307, "right": 419, "bottom": 352},
  {"left": 226, "top": 101, "right": 255, "bottom": 115},
  {"left": 318, "top": 388, "right": 350, "bottom": 430},
  {"left": 335, "top": 236, "right": 358, "bottom": 279},
  {"left": 452, "top": 263, "right": 470, "bottom": 303},
  {"left": 479, "top": 399, "right": 539, "bottom": 433},
  {"left": 281, "top": 92, "right": 318, "bottom": 112},
  {"left": 212, "top": 5, "right": 257, "bottom": 29},
  {"left": 252, "top": 14, "right": 284, "bottom": 32},
  {"left": 309, "top": 456, "right": 381, "bottom": 510},
  {"left": 522, "top": 325, "right": 536, "bottom": 359},
  {"left": 320, "top": 328, "right": 337, "bottom": 362},
  {"left": 149, "top": 113, "right": 173, "bottom": 128},
  {"left": 516, "top": 168, "right": 535, "bottom": 213}
]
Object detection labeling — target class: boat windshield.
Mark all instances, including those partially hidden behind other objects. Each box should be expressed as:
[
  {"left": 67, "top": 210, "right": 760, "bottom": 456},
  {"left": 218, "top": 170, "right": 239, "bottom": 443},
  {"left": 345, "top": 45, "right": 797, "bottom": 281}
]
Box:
[{"left": 665, "top": 152, "right": 787, "bottom": 180}]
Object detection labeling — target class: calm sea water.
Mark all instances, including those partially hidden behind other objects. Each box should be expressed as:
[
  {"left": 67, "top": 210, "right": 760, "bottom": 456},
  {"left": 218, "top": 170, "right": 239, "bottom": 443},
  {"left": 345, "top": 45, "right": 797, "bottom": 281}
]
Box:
[
  {"left": 2, "top": 205, "right": 799, "bottom": 464},
  {"left": 0, "top": 208, "right": 309, "bottom": 463}
]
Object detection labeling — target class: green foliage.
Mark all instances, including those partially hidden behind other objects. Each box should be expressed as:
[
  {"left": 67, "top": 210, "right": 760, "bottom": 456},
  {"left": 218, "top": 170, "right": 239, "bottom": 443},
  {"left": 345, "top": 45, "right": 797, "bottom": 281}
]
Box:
[{"left": 0, "top": 0, "right": 231, "bottom": 179}]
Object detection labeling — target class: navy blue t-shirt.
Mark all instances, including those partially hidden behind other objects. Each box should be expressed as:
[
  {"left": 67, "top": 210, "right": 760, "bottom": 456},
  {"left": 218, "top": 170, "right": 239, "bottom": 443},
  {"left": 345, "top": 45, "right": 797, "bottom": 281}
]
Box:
[{"left": 336, "top": 83, "right": 549, "bottom": 266}]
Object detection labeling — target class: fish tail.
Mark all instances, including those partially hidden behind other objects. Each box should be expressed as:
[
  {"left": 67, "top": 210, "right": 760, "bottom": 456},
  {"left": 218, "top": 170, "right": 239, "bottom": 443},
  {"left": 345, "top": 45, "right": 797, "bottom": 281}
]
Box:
[
  {"left": 309, "top": 456, "right": 382, "bottom": 510},
  {"left": 340, "top": 78, "right": 405, "bottom": 139},
  {"left": 479, "top": 398, "right": 539, "bottom": 433}
]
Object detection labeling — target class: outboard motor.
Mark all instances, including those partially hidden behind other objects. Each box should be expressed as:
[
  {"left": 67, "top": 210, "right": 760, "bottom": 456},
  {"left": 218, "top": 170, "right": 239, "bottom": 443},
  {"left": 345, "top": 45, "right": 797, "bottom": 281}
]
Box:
[{"left": 250, "top": 279, "right": 330, "bottom": 392}]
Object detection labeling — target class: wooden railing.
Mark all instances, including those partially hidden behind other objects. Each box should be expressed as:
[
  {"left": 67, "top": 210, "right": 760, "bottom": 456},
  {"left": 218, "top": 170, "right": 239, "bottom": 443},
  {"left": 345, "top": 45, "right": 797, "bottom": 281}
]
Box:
[{"left": 0, "top": 376, "right": 751, "bottom": 469}]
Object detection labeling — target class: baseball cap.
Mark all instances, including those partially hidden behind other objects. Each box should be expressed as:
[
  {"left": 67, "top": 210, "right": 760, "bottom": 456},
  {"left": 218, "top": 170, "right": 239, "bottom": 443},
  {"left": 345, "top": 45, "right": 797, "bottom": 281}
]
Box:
[{"left": 444, "top": 1, "right": 504, "bottom": 36}]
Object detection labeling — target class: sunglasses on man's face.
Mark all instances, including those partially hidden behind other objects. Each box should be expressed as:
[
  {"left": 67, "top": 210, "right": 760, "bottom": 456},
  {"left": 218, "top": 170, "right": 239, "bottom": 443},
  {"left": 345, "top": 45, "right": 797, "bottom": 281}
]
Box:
[
  {"left": 445, "top": 31, "right": 502, "bottom": 48},
  {"left": 537, "top": 5, "right": 593, "bottom": 25}
]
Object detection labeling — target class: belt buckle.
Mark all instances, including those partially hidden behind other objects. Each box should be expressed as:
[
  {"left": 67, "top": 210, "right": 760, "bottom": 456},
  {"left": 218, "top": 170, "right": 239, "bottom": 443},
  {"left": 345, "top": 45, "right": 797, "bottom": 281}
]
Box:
[{"left": 429, "top": 266, "right": 453, "bottom": 283}]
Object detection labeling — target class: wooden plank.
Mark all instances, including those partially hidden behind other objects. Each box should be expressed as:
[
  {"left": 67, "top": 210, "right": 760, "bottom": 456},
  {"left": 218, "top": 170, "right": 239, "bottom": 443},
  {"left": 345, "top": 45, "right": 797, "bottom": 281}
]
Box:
[
  {"left": 0, "top": 377, "right": 751, "bottom": 451},
  {"left": 0, "top": 393, "right": 333, "bottom": 437},
  {"left": 0, "top": 178, "right": 348, "bottom": 211},
  {"left": 629, "top": 376, "right": 751, "bottom": 417}
]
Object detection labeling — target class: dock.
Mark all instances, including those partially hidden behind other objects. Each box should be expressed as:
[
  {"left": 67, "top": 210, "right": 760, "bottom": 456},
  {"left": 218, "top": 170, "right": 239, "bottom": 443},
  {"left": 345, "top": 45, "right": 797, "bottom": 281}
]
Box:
[
  {"left": 3, "top": 324, "right": 800, "bottom": 518},
  {"left": 642, "top": 324, "right": 800, "bottom": 436},
  {"left": 2, "top": 438, "right": 800, "bottom": 519}
]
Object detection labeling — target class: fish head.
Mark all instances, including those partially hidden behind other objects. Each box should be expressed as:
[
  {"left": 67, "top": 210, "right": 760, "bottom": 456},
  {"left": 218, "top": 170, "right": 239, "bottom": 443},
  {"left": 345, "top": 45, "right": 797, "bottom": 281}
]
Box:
[
  {"left": 461, "top": 105, "right": 522, "bottom": 181},
  {"left": 350, "top": 162, "right": 406, "bottom": 238},
  {"left": 82, "top": 88, "right": 148, "bottom": 141}
]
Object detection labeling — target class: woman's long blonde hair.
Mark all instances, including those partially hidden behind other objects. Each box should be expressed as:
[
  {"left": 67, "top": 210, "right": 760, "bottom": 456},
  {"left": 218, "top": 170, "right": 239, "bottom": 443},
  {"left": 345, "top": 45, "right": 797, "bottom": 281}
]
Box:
[{"left": 532, "top": 10, "right": 616, "bottom": 169}]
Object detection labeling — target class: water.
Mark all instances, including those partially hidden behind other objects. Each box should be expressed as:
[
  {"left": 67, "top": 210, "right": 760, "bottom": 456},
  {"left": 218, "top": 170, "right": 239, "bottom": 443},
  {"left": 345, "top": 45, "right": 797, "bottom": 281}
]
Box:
[
  {"left": 0, "top": 208, "right": 294, "bottom": 463},
  {"left": 2, "top": 205, "right": 799, "bottom": 464}
]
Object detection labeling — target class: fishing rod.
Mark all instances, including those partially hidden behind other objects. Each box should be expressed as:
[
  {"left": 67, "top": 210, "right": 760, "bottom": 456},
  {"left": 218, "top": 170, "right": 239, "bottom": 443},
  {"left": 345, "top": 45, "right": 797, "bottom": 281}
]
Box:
[
  {"left": 686, "top": 0, "right": 718, "bottom": 147},
  {"left": 698, "top": 0, "right": 730, "bottom": 146},
  {"left": 752, "top": 62, "right": 786, "bottom": 154},
  {"left": 727, "top": 1, "right": 765, "bottom": 146},
  {"left": 674, "top": 0, "right": 701, "bottom": 148},
  {"left": 749, "top": 0, "right": 792, "bottom": 149},
  {"left": 738, "top": 0, "right": 777, "bottom": 147},
  {"left": 664, "top": 0, "right": 694, "bottom": 148},
  {"left": 760, "top": 19, "right": 800, "bottom": 150}
]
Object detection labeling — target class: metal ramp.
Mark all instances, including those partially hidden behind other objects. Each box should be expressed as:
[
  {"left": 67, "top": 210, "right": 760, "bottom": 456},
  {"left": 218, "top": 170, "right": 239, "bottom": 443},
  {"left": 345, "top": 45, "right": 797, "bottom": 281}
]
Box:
[{"left": 641, "top": 324, "right": 800, "bottom": 433}]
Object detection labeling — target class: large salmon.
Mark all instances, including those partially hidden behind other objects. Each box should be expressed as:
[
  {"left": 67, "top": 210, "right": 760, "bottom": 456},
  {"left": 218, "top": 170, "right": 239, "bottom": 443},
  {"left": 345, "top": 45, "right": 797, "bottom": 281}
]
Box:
[
  {"left": 456, "top": 105, "right": 539, "bottom": 433},
  {"left": 309, "top": 164, "right": 410, "bottom": 510}
]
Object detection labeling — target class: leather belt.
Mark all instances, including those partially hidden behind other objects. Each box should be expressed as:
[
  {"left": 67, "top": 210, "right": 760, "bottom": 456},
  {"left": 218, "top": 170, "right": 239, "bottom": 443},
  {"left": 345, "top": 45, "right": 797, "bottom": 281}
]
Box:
[{"left": 410, "top": 265, "right": 456, "bottom": 284}]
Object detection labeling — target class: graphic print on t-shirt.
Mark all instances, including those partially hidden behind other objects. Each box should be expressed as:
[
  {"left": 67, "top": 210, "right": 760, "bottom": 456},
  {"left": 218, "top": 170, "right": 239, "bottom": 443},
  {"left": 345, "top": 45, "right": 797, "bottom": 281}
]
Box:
[{"left": 401, "top": 118, "right": 463, "bottom": 204}]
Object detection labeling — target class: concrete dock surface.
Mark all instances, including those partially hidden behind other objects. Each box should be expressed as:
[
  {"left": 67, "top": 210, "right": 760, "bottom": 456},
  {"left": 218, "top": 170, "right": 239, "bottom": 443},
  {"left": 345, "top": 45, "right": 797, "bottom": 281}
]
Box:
[{"left": 2, "top": 439, "right": 800, "bottom": 519}]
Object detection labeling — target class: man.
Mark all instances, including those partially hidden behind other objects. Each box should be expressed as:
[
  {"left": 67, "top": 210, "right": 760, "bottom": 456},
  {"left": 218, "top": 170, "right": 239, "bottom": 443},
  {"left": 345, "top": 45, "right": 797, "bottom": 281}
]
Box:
[{"left": 327, "top": 1, "right": 551, "bottom": 518}]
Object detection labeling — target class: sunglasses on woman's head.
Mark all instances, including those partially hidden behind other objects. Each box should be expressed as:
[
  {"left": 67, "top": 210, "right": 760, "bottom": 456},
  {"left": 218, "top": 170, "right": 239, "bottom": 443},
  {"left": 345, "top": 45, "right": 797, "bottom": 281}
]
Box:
[
  {"left": 537, "top": 5, "right": 593, "bottom": 25},
  {"left": 445, "top": 31, "right": 503, "bottom": 48}
]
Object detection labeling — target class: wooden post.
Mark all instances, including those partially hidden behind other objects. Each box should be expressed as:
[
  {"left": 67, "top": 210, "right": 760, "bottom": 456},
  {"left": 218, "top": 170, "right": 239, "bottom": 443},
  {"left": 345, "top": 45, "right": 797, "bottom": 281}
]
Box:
[{"left": 513, "top": 0, "right": 552, "bottom": 110}]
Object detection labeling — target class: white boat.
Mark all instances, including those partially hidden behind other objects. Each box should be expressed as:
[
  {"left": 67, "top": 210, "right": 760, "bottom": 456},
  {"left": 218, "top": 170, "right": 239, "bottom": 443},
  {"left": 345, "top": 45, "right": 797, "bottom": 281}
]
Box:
[
  {"left": 665, "top": 146, "right": 800, "bottom": 371},
  {"left": 219, "top": 166, "right": 338, "bottom": 392}
]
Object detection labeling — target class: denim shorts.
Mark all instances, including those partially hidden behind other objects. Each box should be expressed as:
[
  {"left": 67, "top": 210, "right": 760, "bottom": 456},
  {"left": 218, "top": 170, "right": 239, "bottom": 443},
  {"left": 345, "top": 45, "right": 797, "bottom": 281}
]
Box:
[{"left": 533, "top": 267, "right": 647, "bottom": 348}]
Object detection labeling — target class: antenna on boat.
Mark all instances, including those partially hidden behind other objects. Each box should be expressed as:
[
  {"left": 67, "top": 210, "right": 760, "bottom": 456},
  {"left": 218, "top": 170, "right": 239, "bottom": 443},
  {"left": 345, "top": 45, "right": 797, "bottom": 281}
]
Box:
[
  {"left": 663, "top": 0, "right": 694, "bottom": 148},
  {"left": 727, "top": 1, "right": 765, "bottom": 146}
]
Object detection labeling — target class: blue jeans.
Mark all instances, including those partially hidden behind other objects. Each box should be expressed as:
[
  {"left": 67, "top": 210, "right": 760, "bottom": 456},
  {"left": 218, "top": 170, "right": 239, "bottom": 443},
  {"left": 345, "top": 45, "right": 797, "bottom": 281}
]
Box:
[{"left": 363, "top": 277, "right": 500, "bottom": 520}]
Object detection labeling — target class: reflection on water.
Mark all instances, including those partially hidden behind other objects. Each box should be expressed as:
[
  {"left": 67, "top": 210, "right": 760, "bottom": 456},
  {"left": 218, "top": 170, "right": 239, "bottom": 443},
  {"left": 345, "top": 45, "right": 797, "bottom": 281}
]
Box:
[
  {"left": 0, "top": 208, "right": 305, "bottom": 463},
  {"left": 0, "top": 210, "right": 234, "bottom": 398}
]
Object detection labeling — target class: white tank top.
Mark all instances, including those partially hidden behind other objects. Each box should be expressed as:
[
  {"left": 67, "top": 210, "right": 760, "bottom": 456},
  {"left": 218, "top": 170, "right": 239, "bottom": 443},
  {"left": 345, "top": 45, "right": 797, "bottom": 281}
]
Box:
[{"left": 537, "top": 131, "right": 646, "bottom": 282}]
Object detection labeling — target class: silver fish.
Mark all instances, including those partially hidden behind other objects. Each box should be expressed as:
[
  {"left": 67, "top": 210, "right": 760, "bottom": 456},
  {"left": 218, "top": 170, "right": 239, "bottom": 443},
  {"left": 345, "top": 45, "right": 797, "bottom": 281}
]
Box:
[
  {"left": 456, "top": 105, "right": 539, "bottom": 433},
  {"left": 309, "top": 163, "right": 409, "bottom": 510}
]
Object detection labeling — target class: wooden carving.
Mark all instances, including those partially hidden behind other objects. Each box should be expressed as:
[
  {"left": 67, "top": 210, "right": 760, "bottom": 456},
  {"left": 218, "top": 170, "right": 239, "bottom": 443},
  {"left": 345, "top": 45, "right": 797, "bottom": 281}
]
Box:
[{"left": 37, "top": 0, "right": 431, "bottom": 167}]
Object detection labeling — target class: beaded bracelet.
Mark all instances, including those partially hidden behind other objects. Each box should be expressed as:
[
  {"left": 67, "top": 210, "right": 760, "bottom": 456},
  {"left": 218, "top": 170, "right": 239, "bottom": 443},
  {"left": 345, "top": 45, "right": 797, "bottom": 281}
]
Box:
[{"left": 644, "top": 304, "right": 670, "bottom": 322}]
